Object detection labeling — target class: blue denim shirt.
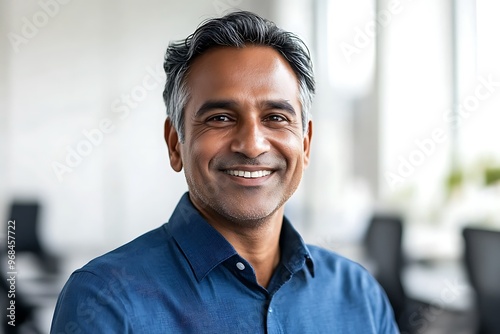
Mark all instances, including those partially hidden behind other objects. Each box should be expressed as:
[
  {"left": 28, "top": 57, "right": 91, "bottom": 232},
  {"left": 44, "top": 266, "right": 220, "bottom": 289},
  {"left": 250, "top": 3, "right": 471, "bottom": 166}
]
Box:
[{"left": 51, "top": 193, "right": 398, "bottom": 333}]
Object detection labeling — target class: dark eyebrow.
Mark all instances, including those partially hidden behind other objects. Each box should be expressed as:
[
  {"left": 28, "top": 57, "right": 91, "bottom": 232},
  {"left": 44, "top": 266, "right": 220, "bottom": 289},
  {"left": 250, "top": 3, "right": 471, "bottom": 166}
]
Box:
[
  {"left": 195, "top": 100, "right": 238, "bottom": 118},
  {"left": 261, "top": 100, "right": 297, "bottom": 117},
  {"left": 194, "top": 99, "right": 297, "bottom": 118}
]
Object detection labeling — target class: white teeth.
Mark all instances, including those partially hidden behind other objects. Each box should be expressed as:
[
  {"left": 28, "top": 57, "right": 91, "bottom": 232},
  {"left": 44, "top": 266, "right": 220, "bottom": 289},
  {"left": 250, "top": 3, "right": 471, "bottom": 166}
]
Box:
[{"left": 225, "top": 170, "right": 272, "bottom": 178}]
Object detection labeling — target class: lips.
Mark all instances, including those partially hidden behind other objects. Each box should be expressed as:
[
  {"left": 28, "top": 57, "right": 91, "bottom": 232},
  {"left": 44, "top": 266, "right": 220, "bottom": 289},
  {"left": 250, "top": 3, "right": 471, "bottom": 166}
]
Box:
[{"left": 224, "top": 170, "right": 273, "bottom": 178}]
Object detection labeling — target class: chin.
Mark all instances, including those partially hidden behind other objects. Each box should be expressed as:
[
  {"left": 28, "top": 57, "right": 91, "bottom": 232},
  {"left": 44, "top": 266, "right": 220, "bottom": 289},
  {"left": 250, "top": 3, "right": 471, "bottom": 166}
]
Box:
[{"left": 217, "top": 203, "right": 282, "bottom": 226}]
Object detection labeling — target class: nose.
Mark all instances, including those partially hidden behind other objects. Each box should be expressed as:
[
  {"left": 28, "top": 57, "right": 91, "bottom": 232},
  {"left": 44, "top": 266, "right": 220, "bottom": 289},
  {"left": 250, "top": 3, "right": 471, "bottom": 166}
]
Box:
[{"left": 230, "top": 118, "right": 271, "bottom": 158}]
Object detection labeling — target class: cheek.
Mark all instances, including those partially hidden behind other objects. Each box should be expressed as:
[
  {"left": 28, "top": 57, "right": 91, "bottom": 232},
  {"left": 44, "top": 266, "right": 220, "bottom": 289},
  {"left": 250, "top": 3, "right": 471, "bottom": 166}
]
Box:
[
  {"left": 183, "top": 140, "right": 217, "bottom": 173},
  {"left": 279, "top": 137, "right": 304, "bottom": 162}
]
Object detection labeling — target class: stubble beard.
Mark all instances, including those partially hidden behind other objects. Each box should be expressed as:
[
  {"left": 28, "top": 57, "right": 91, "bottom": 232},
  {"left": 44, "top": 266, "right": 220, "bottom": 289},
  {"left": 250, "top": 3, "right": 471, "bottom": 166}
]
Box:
[{"left": 186, "top": 175, "right": 290, "bottom": 230}]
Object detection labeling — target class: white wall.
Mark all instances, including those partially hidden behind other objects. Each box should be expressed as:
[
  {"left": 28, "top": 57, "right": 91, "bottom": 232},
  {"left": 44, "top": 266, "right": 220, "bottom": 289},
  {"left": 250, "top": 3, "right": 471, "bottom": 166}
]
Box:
[
  {"left": 0, "top": 0, "right": 10, "bottom": 226},
  {"left": 378, "top": 0, "right": 453, "bottom": 214}
]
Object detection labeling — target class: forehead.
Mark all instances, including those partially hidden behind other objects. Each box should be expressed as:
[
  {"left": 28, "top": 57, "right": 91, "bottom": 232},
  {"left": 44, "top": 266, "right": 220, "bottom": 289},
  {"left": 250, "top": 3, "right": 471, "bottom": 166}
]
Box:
[{"left": 185, "top": 46, "right": 300, "bottom": 106}]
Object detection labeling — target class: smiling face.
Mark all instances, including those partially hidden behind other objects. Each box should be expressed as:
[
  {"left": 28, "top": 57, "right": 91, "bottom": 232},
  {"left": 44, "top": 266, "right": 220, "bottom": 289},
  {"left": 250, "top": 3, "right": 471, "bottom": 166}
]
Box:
[{"left": 165, "top": 46, "right": 312, "bottom": 228}]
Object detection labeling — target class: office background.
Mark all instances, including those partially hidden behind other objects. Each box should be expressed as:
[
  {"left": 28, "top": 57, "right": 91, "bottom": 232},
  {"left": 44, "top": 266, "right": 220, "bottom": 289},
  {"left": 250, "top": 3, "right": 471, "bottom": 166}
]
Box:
[{"left": 1, "top": 0, "right": 499, "bottom": 333}]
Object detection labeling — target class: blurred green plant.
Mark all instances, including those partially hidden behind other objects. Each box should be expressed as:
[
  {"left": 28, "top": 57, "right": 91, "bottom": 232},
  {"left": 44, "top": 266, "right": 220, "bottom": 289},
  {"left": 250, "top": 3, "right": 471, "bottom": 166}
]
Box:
[
  {"left": 484, "top": 167, "right": 500, "bottom": 186},
  {"left": 445, "top": 169, "right": 464, "bottom": 196}
]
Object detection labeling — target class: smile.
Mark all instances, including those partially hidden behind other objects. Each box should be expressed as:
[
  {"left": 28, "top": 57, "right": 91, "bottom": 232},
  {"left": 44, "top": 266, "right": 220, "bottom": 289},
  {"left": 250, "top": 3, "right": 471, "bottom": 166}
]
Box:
[{"left": 224, "top": 170, "right": 272, "bottom": 178}]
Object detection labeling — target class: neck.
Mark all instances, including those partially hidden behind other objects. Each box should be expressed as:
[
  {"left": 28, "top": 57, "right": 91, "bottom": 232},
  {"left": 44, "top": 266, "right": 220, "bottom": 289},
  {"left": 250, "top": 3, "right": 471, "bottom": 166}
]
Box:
[{"left": 207, "top": 212, "right": 284, "bottom": 289}]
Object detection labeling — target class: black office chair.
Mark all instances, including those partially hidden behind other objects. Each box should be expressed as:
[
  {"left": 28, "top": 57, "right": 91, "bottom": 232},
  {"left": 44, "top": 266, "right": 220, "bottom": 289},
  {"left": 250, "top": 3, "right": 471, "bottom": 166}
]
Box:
[
  {"left": 463, "top": 227, "right": 500, "bottom": 334},
  {"left": 364, "top": 214, "right": 407, "bottom": 323},
  {"left": 6, "top": 201, "right": 60, "bottom": 274}
]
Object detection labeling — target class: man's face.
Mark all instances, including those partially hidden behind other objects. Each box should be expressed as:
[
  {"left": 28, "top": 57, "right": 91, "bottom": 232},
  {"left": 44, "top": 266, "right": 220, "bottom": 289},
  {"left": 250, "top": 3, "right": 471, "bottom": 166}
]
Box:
[{"left": 165, "top": 46, "right": 312, "bottom": 226}]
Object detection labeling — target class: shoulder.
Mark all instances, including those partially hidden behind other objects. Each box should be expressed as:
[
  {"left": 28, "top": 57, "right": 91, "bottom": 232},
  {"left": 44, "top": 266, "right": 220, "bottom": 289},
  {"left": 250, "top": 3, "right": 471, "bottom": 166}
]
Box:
[
  {"left": 79, "top": 223, "right": 172, "bottom": 275},
  {"left": 306, "top": 244, "right": 371, "bottom": 278},
  {"left": 51, "top": 224, "right": 174, "bottom": 332},
  {"left": 306, "top": 244, "right": 385, "bottom": 299},
  {"left": 62, "top": 223, "right": 175, "bottom": 296},
  {"left": 305, "top": 244, "right": 398, "bottom": 332},
  {"left": 61, "top": 223, "right": 177, "bottom": 298}
]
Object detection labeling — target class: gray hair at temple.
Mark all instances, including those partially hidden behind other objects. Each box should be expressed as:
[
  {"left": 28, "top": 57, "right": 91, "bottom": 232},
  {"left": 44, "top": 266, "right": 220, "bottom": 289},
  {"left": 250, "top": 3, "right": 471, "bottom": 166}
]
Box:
[{"left": 162, "top": 10, "right": 316, "bottom": 142}]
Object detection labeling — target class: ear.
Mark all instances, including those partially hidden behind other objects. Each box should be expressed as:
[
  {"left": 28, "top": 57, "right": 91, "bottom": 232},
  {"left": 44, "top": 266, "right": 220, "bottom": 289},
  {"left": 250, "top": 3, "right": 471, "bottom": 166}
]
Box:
[
  {"left": 164, "top": 118, "right": 183, "bottom": 172},
  {"left": 303, "top": 120, "right": 313, "bottom": 168}
]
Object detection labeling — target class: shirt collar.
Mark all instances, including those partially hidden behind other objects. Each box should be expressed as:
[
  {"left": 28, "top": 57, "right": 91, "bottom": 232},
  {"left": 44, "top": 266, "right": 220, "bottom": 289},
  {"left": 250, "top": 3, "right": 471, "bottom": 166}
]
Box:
[
  {"left": 280, "top": 215, "right": 315, "bottom": 277},
  {"left": 168, "top": 192, "right": 315, "bottom": 282}
]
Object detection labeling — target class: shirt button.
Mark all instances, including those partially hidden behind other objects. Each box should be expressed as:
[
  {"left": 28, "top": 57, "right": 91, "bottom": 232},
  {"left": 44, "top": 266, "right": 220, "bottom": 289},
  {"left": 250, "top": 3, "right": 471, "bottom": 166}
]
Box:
[
  {"left": 268, "top": 308, "right": 273, "bottom": 313},
  {"left": 236, "top": 262, "right": 245, "bottom": 270}
]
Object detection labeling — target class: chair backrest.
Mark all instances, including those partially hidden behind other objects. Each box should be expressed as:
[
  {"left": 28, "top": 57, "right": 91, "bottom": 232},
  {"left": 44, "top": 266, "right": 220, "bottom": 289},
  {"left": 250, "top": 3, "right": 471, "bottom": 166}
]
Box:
[
  {"left": 364, "top": 214, "right": 406, "bottom": 321},
  {"left": 463, "top": 227, "right": 500, "bottom": 334},
  {"left": 7, "top": 201, "right": 43, "bottom": 253}
]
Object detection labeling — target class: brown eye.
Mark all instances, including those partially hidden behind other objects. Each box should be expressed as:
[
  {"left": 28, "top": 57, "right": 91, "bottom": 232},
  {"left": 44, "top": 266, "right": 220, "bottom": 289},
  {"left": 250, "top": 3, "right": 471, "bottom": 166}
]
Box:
[
  {"left": 207, "top": 115, "right": 232, "bottom": 122},
  {"left": 264, "top": 115, "right": 288, "bottom": 122}
]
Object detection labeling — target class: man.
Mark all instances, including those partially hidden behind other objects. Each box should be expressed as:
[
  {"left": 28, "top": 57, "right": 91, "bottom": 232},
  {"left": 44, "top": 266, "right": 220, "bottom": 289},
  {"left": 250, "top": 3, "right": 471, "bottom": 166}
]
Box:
[{"left": 51, "top": 11, "right": 398, "bottom": 333}]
